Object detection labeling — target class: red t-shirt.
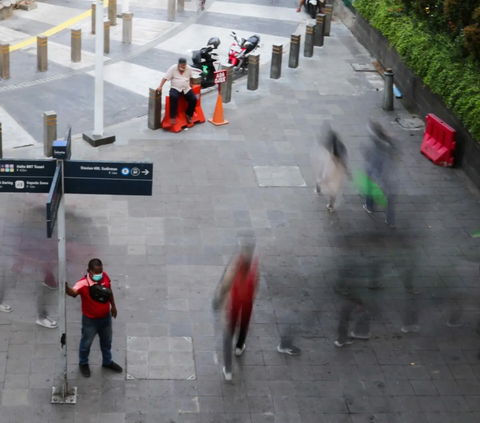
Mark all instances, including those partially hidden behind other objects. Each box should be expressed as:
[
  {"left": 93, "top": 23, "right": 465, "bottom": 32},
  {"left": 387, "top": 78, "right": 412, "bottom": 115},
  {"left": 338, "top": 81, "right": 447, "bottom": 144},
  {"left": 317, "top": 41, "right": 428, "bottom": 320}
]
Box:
[{"left": 73, "top": 273, "right": 112, "bottom": 319}]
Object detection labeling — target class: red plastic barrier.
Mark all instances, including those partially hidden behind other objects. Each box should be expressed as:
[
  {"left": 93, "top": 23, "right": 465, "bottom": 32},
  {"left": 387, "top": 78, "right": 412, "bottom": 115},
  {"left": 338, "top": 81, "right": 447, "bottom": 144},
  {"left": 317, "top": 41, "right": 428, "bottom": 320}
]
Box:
[
  {"left": 420, "top": 113, "right": 456, "bottom": 167},
  {"left": 162, "top": 84, "right": 206, "bottom": 133}
]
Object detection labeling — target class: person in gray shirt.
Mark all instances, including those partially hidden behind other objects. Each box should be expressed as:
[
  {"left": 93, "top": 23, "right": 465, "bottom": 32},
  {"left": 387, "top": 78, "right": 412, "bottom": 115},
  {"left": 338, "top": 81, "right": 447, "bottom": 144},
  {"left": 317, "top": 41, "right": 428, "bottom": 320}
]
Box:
[{"left": 157, "top": 57, "right": 198, "bottom": 125}]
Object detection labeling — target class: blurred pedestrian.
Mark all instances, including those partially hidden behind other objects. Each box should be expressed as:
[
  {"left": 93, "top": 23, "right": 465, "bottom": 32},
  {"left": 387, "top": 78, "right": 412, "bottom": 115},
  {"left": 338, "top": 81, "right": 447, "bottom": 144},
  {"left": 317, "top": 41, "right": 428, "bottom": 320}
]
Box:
[
  {"left": 213, "top": 244, "right": 259, "bottom": 381},
  {"left": 335, "top": 296, "right": 371, "bottom": 347},
  {"left": 66, "top": 258, "right": 122, "bottom": 378},
  {"left": 312, "top": 124, "right": 350, "bottom": 212},
  {"left": 362, "top": 119, "right": 397, "bottom": 227}
]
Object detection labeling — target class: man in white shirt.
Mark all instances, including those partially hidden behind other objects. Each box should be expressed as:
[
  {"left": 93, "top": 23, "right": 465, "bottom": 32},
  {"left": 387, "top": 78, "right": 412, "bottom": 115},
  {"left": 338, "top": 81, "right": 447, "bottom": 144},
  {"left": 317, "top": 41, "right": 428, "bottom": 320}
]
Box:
[{"left": 157, "top": 57, "right": 198, "bottom": 125}]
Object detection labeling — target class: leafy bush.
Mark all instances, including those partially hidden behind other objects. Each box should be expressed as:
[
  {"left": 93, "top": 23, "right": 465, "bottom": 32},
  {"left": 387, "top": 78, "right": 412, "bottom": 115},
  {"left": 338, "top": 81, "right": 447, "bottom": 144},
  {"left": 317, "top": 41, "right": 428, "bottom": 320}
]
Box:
[{"left": 354, "top": 0, "right": 480, "bottom": 141}]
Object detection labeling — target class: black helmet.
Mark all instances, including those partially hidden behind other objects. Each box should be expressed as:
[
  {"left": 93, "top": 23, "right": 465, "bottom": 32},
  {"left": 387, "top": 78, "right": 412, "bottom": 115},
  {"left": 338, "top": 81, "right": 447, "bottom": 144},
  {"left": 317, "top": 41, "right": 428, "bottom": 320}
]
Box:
[{"left": 207, "top": 37, "right": 221, "bottom": 49}]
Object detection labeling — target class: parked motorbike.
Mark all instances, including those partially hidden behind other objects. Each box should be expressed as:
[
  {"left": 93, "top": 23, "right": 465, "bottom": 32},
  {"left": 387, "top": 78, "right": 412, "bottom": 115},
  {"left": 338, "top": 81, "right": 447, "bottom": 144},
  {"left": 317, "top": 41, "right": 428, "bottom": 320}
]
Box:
[
  {"left": 227, "top": 31, "right": 261, "bottom": 73},
  {"left": 303, "top": 0, "right": 324, "bottom": 19},
  {"left": 191, "top": 37, "right": 221, "bottom": 88}
]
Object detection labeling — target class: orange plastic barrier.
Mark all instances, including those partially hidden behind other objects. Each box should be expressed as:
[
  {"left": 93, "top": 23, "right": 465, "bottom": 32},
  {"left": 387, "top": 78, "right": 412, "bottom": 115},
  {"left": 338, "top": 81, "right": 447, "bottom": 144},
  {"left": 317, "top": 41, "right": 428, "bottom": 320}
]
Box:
[
  {"left": 161, "top": 85, "right": 205, "bottom": 133},
  {"left": 420, "top": 113, "right": 456, "bottom": 167}
]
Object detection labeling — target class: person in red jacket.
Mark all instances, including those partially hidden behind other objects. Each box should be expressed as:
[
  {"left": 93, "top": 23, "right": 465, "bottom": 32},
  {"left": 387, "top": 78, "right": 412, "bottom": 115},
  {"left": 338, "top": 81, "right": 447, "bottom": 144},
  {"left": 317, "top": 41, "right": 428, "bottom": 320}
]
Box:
[
  {"left": 66, "top": 258, "right": 122, "bottom": 378},
  {"left": 214, "top": 244, "right": 259, "bottom": 381}
]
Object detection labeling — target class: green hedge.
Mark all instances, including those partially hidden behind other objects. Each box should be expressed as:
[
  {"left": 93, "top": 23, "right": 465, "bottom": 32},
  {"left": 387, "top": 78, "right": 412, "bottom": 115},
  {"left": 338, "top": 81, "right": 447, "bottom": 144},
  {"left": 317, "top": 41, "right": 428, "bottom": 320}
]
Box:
[{"left": 354, "top": 0, "right": 480, "bottom": 141}]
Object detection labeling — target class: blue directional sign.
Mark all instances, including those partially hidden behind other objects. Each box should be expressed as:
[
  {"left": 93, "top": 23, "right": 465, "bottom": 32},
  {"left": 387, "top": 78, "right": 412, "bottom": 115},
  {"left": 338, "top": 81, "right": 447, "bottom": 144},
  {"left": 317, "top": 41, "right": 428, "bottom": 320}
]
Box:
[
  {"left": 0, "top": 159, "right": 56, "bottom": 193},
  {"left": 64, "top": 161, "right": 153, "bottom": 196},
  {"left": 46, "top": 163, "right": 63, "bottom": 238}
]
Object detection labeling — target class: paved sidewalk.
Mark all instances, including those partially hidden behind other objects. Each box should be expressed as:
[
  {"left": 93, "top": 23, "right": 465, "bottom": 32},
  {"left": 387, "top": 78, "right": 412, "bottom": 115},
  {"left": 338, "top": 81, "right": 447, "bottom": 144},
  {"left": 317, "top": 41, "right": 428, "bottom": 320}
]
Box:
[{"left": 1, "top": 15, "right": 480, "bottom": 423}]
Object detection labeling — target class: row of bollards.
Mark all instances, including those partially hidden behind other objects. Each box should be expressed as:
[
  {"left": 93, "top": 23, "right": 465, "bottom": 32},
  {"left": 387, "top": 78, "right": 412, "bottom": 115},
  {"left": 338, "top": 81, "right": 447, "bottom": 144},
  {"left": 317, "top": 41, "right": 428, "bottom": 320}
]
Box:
[{"left": 0, "top": 8, "right": 133, "bottom": 79}]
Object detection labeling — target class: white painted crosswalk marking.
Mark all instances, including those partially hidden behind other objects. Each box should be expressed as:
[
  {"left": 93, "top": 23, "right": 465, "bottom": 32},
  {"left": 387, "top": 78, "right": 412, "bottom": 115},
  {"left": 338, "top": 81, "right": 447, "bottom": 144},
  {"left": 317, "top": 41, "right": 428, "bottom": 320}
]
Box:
[{"left": 87, "top": 61, "right": 165, "bottom": 97}]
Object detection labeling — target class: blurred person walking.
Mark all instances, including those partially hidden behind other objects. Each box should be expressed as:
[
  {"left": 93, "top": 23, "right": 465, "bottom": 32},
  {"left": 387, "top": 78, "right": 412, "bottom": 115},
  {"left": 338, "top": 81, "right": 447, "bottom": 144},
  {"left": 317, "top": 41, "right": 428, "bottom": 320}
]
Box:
[
  {"left": 362, "top": 119, "right": 397, "bottom": 227},
  {"left": 213, "top": 244, "right": 260, "bottom": 381},
  {"left": 66, "top": 258, "right": 122, "bottom": 378},
  {"left": 312, "top": 123, "right": 350, "bottom": 213}
]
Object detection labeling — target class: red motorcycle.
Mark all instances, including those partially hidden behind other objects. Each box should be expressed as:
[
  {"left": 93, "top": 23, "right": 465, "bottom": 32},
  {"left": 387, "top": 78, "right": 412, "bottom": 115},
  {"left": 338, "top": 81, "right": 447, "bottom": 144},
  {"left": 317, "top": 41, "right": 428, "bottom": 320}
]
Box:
[{"left": 227, "top": 31, "right": 260, "bottom": 73}]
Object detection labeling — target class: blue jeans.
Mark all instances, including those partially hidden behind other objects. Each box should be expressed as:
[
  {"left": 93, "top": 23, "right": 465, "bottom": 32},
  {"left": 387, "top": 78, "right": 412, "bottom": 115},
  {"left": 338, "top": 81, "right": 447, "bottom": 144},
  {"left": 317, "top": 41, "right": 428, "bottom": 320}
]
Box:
[{"left": 79, "top": 314, "right": 113, "bottom": 365}]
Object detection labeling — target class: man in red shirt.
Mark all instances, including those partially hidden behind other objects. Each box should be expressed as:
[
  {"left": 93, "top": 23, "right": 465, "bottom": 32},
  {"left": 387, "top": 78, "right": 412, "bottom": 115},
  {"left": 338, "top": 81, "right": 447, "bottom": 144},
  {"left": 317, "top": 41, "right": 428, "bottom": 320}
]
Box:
[{"left": 66, "top": 258, "right": 122, "bottom": 377}]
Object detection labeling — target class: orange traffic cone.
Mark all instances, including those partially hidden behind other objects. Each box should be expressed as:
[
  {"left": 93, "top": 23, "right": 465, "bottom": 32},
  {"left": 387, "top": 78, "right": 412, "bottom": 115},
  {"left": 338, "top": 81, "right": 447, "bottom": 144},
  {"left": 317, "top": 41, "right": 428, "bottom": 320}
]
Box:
[{"left": 208, "top": 93, "right": 229, "bottom": 126}]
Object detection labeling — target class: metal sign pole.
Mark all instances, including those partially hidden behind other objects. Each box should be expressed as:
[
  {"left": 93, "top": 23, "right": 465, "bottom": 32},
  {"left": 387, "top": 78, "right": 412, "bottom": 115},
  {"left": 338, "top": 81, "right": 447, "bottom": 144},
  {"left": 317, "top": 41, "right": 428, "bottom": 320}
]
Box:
[
  {"left": 94, "top": 0, "right": 105, "bottom": 136},
  {"left": 51, "top": 160, "right": 76, "bottom": 404}
]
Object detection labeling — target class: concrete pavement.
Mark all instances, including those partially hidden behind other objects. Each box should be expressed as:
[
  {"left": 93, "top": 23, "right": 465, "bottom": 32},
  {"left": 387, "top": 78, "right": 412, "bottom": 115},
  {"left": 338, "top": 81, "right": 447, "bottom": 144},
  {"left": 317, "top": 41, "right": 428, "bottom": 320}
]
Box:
[{"left": 0, "top": 3, "right": 480, "bottom": 423}]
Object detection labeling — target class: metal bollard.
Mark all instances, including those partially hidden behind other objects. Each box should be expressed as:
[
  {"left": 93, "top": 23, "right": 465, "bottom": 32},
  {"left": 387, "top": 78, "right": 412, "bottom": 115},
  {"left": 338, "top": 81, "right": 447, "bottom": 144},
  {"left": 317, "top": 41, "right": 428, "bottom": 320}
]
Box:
[
  {"left": 71, "top": 29, "right": 81, "bottom": 63},
  {"left": 324, "top": 4, "right": 333, "bottom": 36},
  {"left": 108, "top": 0, "right": 117, "bottom": 26},
  {"left": 167, "top": 0, "right": 175, "bottom": 21},
  {"left": 43, "top": 111, "right": 57, "bottom": 157},
  {"left": 148, "top": 89, "right": 162, "bottom": 130},
  {"left": 304, "top": 25, "right": 315, "bottom": 58},
  {"left": 0, "top": 122, "right": 2, "bottom": 159},
  {"left": 221, "top": 64, "right": 233, "bottom": 103},
  {"left": 104, "top": 19, "right": 110, "bottom": 54},
  {"left": 270, "top": 44, "right": 283, "bottom": 80},
  {"left": 37, "top": 35, "right": 48, "bottom": 72},
  {"left": 383, "top": 68, "right": 394, "bottom": 111},
  {"left": 0, "top": 44, "right": 10, "bottom": 79},
  {"left": 91, "top": 2, "right": 96, "bottom": 34},
  {"left": 288, "top": 34, "right": 300, "bottom": 69},
  {"left": 314, "top": 14, "right": 325, "bottom": 47},
  {"left": 247, "top": 54, "right": 260, "bottom": 91},
  {"left": 122, "top": 12, "right": 133, "bottom": 44},
  {"left": 177, "top": 0, "right": 184, "bottom": 12}
]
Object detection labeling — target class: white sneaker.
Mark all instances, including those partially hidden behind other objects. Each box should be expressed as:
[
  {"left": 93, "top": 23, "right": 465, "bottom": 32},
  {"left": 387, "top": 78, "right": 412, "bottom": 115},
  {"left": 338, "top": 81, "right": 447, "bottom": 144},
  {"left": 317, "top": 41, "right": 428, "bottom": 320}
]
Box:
[
  {"left": 277, "top": 344, "right": 301, "bottom": 355},
  {"left": 36, "top": 316, "right": 58, "bottom": 329},
  {"left": 350, "top": 331, "right": 371, "bottom": 340},
  {"left": 222, "top": 367, "right": 232, "bottom": 381},
  {"left": 0, "top": 304, "right": 12, "bottom": 313},
  {"left": 235, "top": 344, "right": 246, "bottom": 357},
  {"left": 334, "top": 339, "right": 354, "bottom": 347},
  {"left": 326, "top": 204, "right": 334, "bottom": 213}
]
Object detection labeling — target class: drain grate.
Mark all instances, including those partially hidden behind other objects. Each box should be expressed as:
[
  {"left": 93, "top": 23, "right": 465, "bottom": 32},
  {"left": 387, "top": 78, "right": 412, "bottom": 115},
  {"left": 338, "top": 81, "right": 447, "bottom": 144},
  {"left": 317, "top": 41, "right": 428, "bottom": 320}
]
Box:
[
  {"left": 351, "top": 63, "right": 377, "bottom": 72},
  {"left": 395, "top": 117, "right": 425, "bottom": 130}
]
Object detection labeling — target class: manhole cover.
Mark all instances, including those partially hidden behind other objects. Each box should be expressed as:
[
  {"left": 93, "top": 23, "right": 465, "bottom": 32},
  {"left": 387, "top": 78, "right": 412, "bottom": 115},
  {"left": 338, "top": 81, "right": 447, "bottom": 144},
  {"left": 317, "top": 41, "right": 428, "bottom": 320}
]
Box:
[
  {"left": 351, "top": 63, "right": 377, "bottom": 72},
  {"left": 395, "top": 117, "right": 425, "bottom": 130}
]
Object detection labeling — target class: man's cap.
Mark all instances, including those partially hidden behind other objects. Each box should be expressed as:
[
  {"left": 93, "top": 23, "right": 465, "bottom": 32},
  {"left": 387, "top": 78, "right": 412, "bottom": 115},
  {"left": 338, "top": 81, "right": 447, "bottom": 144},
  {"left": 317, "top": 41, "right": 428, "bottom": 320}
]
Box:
[{"left": 178, "top": 57, "right": 187, "bottom": 64}]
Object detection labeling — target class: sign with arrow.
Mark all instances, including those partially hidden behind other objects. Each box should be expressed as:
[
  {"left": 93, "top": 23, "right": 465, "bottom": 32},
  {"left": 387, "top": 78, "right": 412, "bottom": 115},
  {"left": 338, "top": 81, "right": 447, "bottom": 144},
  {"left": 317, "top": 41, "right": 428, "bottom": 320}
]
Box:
[{"left": 63, "top": 160, "right": 153, "bottom": 196}]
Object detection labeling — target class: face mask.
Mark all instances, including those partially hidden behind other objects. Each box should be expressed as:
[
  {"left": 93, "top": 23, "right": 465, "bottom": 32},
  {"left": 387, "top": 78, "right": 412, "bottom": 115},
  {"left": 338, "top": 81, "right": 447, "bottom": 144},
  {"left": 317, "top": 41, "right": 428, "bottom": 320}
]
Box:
[{"left": 91, "top": 273, "right": 103, "bottom": 282}]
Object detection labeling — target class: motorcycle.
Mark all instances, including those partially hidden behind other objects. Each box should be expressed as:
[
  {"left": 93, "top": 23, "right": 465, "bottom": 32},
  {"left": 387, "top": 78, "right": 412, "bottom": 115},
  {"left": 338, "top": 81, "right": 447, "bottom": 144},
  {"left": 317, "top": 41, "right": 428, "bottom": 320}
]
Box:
[
  {"left": 191, "top": 37, "right": 221, "bottom": 89},
  {"left": 227, "top": 31, "right": 261, "bottom": 73},
  {"left": 303, "top": 0, "right": 324, "bottom": 19}
]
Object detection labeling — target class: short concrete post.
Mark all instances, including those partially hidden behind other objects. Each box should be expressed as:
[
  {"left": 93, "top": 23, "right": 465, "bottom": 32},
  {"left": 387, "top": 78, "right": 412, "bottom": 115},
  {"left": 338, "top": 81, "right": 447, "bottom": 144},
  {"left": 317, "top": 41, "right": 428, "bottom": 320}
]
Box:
[
  {"left": 383, "top": 68, "right": 394, "bottom": 111},
  {"left": 288, "top": 34, "right": 300, "bottom": 69},
  {"left": 91, "top": 2, "right": 96, "bottom": 34},
  {"left": 324, "top": 4, "right": 333, "bottom": 36},
  {"left": 108, "top": 0, "right": 117, "bottom": 26},
  {"left": 0, "top": 44, "right": 10, "bottom": 79},
  {"left": 177, "top": 0, "right": 184, "bottom": 12},
  {"left": 270, "top": 44, "right": 283, "bottom": 80},
  {"left": 37, "top": 35, "right": 48, "bottom": 72},
  {"left": 104, "top": 19, "right": 110, "bottom": 54},
  {"left": 221, "top": 63, "right": 233, "bottom": 103},
  {"left": 167, "top": 0, "right": 175, "bottom": 21},
  {"left": 71, "top": 29, "right": 81, "bottom": 63},
  {"left": 148, "top": 89, "right": 162, "bottom": 130},
  {"left": 247, "top": 53, "right": 259, "bottom": 91},
  {"left": 191, "top": 75, "right": 202, "bottom": 86},
  {"left": 304, "top": 24, "right": 314, "bottom": 58},
  {"left": 122, "top": 12, "right": 133, "bottom": 44},
  {"left": 314, "top": 14, "right": 325, "bottom": 47},
  {"left": 43, "top": 111, "right": 57, "bottom": 158},
  {"left": 0, "top": 122, "right": 3, "bottom": 159}
]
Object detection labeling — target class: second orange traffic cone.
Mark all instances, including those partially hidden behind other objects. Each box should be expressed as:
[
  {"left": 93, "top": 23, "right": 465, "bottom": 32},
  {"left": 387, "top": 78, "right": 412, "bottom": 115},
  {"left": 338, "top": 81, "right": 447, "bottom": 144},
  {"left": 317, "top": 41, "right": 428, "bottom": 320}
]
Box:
[{"left": 208, "top": 93, "right": 229, "bottom": 126}]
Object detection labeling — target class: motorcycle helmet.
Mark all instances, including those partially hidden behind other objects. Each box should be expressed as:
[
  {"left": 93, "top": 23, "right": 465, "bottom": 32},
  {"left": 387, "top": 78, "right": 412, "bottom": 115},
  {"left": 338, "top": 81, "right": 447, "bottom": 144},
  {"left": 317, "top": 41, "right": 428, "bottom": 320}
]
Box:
[{"left": 207, "top": 37, "right": 221, "bottom": 49}]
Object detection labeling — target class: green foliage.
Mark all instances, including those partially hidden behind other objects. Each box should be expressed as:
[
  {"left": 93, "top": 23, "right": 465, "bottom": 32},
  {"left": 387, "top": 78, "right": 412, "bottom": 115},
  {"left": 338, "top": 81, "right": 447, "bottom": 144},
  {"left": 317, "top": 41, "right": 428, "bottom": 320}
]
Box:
[{"left": 355, "top": 0, "right": 480, "bottom": 142}]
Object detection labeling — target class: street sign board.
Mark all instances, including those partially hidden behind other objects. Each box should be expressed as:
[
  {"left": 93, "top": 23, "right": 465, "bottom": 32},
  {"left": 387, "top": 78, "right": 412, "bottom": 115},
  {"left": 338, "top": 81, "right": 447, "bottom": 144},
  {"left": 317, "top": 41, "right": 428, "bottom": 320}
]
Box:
[
  {"left": 46, "top": 163, "right": 62, "bottom": 238},
  {"left": 214, "top": 70, "right": 227, "bottom": 84},
  {"left": 0, "top": 159, "right": 56, "bottom": 193},
  {"left": 53, "top": 126, "right": 72, "bottom": 160},
  {"left": 64, "top": 161, "right": 153, "bottom": 196}
]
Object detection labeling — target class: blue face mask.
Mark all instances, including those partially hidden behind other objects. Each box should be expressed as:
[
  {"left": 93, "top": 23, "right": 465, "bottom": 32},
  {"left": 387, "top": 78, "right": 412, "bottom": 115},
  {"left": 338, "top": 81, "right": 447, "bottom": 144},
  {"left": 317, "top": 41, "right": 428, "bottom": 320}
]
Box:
[{"left": 91, "top": 273, "right": 103, "bottom": 282}]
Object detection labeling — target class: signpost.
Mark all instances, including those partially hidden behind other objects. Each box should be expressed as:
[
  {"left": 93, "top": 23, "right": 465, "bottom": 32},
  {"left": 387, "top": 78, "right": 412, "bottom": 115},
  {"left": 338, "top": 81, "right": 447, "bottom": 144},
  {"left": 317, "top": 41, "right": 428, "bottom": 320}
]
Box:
[
  {"left": 213, "top": 69, "right": 227, "bottom": 90},
  {"left": 208, "top": 70, "right": 229, "bottom": 126},
  {"left": 0, "top": 125, "right": 153, "bottom": 405}
]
